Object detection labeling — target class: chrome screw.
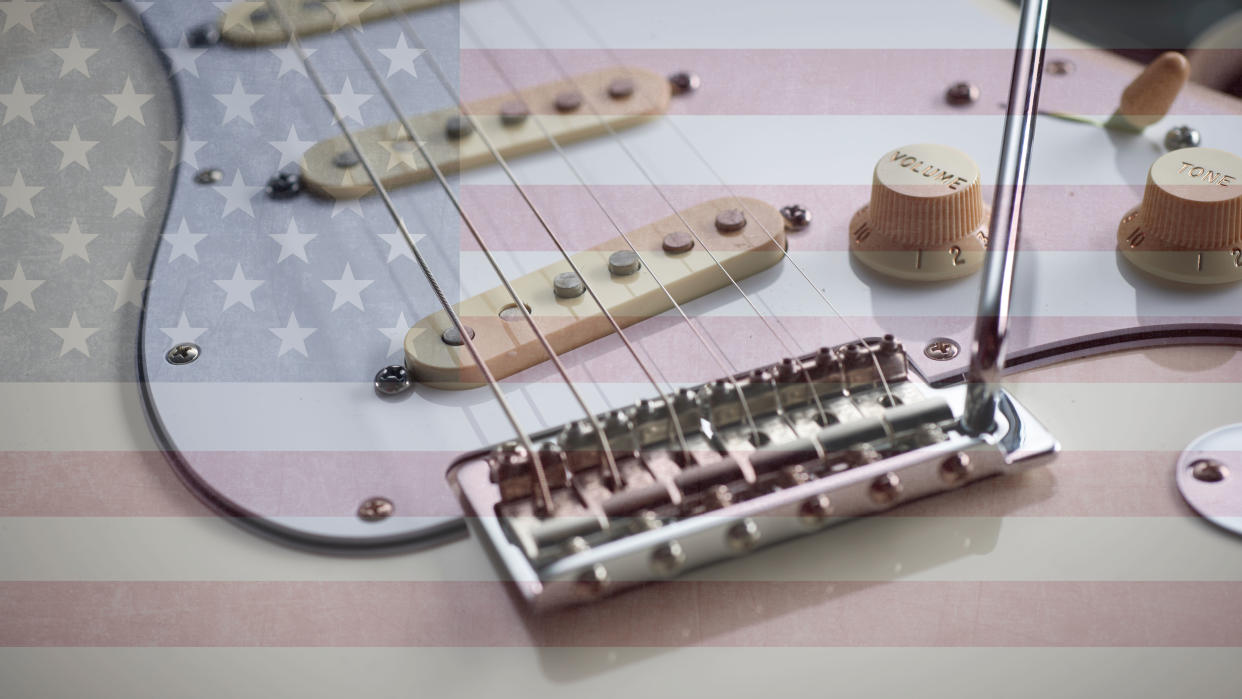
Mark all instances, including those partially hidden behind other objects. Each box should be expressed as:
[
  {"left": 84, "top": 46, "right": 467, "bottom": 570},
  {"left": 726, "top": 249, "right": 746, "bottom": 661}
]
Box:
[
  {"left": 166, "top": 343, "right": 200, "bottom": 365},
  {"left": 924, "top": 337, "right": 960, "bottom": 361},
  {"left": 357, "top": 497, "right": 394, "bottom": 522},
  {"left": 726, "top": 517, "right": 761, "bottom": 552},
  {"left": 194, "top": 168, "right": 222, "bottom": 184},
  {"left": 1164, "top": 125, "right": 1201, "bottom": 151},
  {"left": 650, "top": 540, "right": 686, "bottom": 576},
  {"left": 374, "top": 364, "right": 412, "bottom": 396},
  {"left": 869, "top": 473, "right": 902, "bottom": 505},
  {"left": 265, "top": 170, "right": 302, "bottom": 199},
  {"left": 799, "top": 494, "right": 833, "bottom": 527},
  {"left": 1191, "top": 458, "right": 1229, "bottom": 483},
  {"left": 1046, "top": 59, "right": 1075, "bottom": 76},
  {"left": 945, "top": 82, "right": 980, "bottom": 106},
  {"left": 576, "top": 564, "right": 609, "bottom": 598},
  {"left": 668, "top": 71, "right": 701, "bottom": 94},
  {"left": 780, "top": 204, "right": 812, "bottom": 231},
  {"left": 939, "top": 452, "right": 972, "bottom": 485}
]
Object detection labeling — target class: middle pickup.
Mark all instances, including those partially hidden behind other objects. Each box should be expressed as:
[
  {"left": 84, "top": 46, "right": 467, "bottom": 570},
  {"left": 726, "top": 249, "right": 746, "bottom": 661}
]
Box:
[{"left": 301, "top": 67, "right": 671, "bottom": 199}]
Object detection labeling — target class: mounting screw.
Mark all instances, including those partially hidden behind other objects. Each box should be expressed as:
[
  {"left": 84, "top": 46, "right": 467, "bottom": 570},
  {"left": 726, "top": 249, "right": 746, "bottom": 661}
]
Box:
[
  {"left": 869, "top": 473, "right": 902, "bottom": 505},
  {"left": 357, "top": 496, "right": 394, "bottom": 522},
  {"left": 1046, "top": 59, "right": 1075, "bottom": 76},
  {"left": 1191, "top": 458, "right": 1229, "bottom": 483},
  {"left": 945, "top": 82, "right": 980, "bottom": 106},
  {"left": 939, "top": 452, "right": 972, "bottom": 485},
  {"left": 780, "top": 204, "right": 812, "bottom": 231},
  {"left": 187, "top": 23, "right": 221, "bottom": 48},
  {"left": 726, "top": 517, "right": 761, "bottom": 552},
  {"left": 194, "top": 168, "right": 222, "bottom": 184},
  {"left": 265, "top": 170, "right": 302, "bottom": 199},
  {"left": 650, "top": 540, "right": 686, "bottom": 575},
  {"left": 374, "top": 364, "right": 412, "bottom": 395},
  {"left": 166, "top": 343, "right": 200, "bottom": 365},
  {"left": 668, "top": 71, "right": 701, "bottom": 94},
  {"left": 924, "top": 337, "right": 960, "bottom": 361},
  {"left": 1164, "top": 125, "right": 1201, "bottom": 151},
  {"left": 799, "top": 494, "right": 833, "bottom": 527}
]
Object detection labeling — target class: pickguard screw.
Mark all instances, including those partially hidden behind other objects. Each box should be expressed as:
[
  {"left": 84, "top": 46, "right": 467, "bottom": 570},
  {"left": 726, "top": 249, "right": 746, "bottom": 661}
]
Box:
[
  {"left": 726, "top": 517, "right": 762, "bottom": 552},
  {"left": 374, "top": 364, "right": 412, "bottom": 395},
  {"left": 553, "top": 271, "right": 586, "bottom": 298},
  {"left": 445, "top": 114, "right": 474, "bottom": 140},
  {"left": 668, "top": 71, "right": 701, "bottom": 94},
  {"left": 187, "top": 23, "right": 221, "bottom": 48},
  {"left": 1191, "top": 458, "right": 1229, "bottom": 483},
  {"left": 780, "top": 204, "right": 812, "bottom": 231},
  {"left": 945, "top": 81, "right": 980, "bottom": 106},
  {"left": 166, "top": 343, "right": 200, "bottom": 365},
  {"left": 357, "top": 497, "right": 394, "bottom": 522},
  {"left": 1164, "top": 125, "right": 1201, "bottom": 151},
  {"left": 194, "top": 168, "right": 222, "bottom": 184},
  {"left": 332, "top": 150, "right": 360, "bottom": 169},
  {"left": 924, "top": 337, "right": 960, "bottom": 361},
  {"left": 441, "top": 324, "right": 476, "bottom": 346},
  {"left": 1046, "top": 59, "right": 1075, "bottom": 76},
  {"left": 869, "top": 473, "right": 902, "bottom": 505},
  {"left": 265, "top": 170, "right": 302, "bottom": 199},
  {"left": 939, "top": 452, "right": 972, "bottom": 485}
]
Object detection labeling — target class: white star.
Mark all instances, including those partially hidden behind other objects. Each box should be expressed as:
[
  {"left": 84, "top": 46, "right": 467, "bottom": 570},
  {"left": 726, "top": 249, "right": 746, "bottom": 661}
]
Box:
[
  {"left": 52, "top": 32, "right": 97, "bottom": 77},
  {"left": 162, "top": 130, "right": 207, "bottom": 170},
  {"left": 103, "top": 169, "right": 153, "bottom": 217},
  {"left": 0, "top": 263, "right": 44, "bottom": 311},
  {"left": 268, "top": 124, "right": 314, "bottom": 169},
  {"left": 214, "top": 171, "right": 259, "bottom": 217},
  {"left": 331, "top": 197, "right": 364, "bottom": 218},
  {"left": 51, "top": 218, "right": 96, "bottom": 263},
  {"left": 103, "top": 263, "right": 148, "bottom": 311},
  {"left": 51, "top": 125, "right": 97, "bottom": 170},
  {"left": 163, "top": 219, "right": 206, "bottom": 262},
  {"left": 378, "top": 312, "right": 410, "bottom": 357},
  {"left": 214, "top": 264, "right": 264, "bottom": 311},
  {"left": 1, "top": 0, "right": 39, "bottom": 34},
  {"left": 269, "top": 46, "right": 315, "bottom": 77},
  {"left": 1, "top": 78, "right": 42, "bottom": 125},
  {"left": 215, "top": 1, "right": 263, "bottom": 32},
  {"left": 378, "top": 34, "right": 425, "bottom": 78},
  {"left": 214, "top": 77, "right": 261, "bottom": 125},
  {"left": 103, "top": 76, "right": 152, "bottom": 125},
  {"left": 160, "top": 312, "right": 207, "bottom": 345},
  {"left": 270, "top": 219, "right": 316, "bottom": 263},
  {"left": 269, "top": 312, "right": 316, "bottom": 357},
  {"left": 104, "top": 1, "right": 152, "bottom": 33},
  {"left": 327, "top": 77, "right": 372, "bottom": 125},
  {"left": 51, "top": 312, "right": 98, "bottom": 357},
  {"left": 1, "top": 171, "right": 42, "bottom": 217},
  {"left": 163, "top": 33, "right": 206, "bottom": 77},
  {"left": 322, "top": 263, "right": 374, "bottom": 311},
  {"left": 377, "top": 229, "right": 423, "bottom": 262}
]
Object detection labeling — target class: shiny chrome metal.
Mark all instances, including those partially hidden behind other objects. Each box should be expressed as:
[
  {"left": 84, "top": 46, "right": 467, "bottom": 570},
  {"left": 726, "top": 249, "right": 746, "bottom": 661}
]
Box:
[
  {"left": 165, "top": 343, "right": 200, "bottom": 365},
  {"left": 963, "top": 0, "right": 1050, "bottom": 433},
  {"left": 1175, "top": 424, "right": 1242, "bottom": 539}
]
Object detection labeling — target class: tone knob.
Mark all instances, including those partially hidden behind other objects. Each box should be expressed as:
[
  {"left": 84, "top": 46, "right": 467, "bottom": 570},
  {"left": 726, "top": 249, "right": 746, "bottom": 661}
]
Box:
[
  {"left": 1118, "top": 147, "right": 1242, "bottom": 285},
  {"left": 850, "top": 144, "right": 989, "bottom": 281}
]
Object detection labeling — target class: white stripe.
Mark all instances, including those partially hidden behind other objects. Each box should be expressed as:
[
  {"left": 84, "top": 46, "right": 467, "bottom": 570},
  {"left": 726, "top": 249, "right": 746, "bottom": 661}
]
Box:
[
  {"left": 2, "top": 647, "right": 1238, "bottom": 698},
  {"left": 4, "top": 382, "right": 1239, "bottom": 451},
  {"left": 3, "top": 516, "right": 1240, "bottom": 582}
]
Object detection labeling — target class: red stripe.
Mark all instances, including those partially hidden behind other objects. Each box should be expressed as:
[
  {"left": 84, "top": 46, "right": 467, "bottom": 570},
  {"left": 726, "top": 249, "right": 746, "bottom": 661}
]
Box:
[
  {"left": 2, "top": 580, "right": 1239, "bottom": 646},
  {"left": 0, "top": 450, "right": 1201, "bottom": 517}
]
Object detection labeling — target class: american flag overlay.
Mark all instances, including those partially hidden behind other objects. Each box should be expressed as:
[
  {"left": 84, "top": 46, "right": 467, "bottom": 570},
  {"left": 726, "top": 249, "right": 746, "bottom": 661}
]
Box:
[{"left": 2, "top": 0, "right": 1242, "bottom": 696}]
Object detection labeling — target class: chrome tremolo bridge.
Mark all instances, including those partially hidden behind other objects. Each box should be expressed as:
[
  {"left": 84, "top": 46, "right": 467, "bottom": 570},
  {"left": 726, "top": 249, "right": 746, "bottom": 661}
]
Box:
[{"left": 449, "top": 337, "right": 1059, "bottom": 610}]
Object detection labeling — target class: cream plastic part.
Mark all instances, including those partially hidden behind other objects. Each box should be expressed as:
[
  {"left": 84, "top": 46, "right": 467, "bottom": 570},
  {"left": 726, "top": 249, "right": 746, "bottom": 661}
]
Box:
[
  {"left": 849, "top": 144, "right": 989, "bottom": 281},
  {"left": 1118, "top": 147, "right": 1242, "bottom": 285},
  {"left": 404, "top": 198, "right": 787, "bottom": 389},
  {"left": 300, "top": 67, "right": 671, "bottom": 199},
  {"left": 219, "top": 0, "right": 454, "bottom": 46}
]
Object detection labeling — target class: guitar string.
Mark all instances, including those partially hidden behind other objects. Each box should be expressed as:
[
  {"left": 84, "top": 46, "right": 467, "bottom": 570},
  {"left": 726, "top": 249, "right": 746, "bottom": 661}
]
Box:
[
  {"left": 451, "top": 16, "right": 770, "bottom": 443},
  {"left": 366, "top": 0, "right": 694, "bottom": 462},
  {"left": 492, "top": 0, "right": 838, "bottom": 424},
  {"left": 309, "top": 2, "right": 626, "bottom": 491},
  {"left": 539, "top": 0, "right": 896, "bottom": 407},
  {"left": 261, "top": 0, "right": 559, "bottom": 511}
]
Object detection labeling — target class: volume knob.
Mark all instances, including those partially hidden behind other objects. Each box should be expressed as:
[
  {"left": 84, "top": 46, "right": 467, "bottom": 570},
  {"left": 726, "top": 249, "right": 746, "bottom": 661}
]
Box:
[
  {"left": 850, "top": 144, "right": 989, "bottom": 281},
  {"left": 1118, "top": 147, "right": 1242, "bottom": 285}
]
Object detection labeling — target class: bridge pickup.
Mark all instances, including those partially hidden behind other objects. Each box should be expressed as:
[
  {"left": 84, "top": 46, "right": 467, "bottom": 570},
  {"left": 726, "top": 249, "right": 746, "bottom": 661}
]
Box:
[
  {"left": 447, "top": 338, "right": 1060, "bottom": 610},
  {"left": 300, "top": 67, "right": 670, "bottom": 199},
  {"left": 404, "top": 197, "right": 787, "bottom": 388},
  {"left": 219, "top": 1, "right": 454, "bottom": 47}
]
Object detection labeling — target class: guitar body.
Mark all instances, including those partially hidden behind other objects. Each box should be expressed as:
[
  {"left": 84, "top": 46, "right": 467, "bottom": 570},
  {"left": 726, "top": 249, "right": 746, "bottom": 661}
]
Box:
[{"left": 3, "top": 0, "right": 1240, "bottom": 693}]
